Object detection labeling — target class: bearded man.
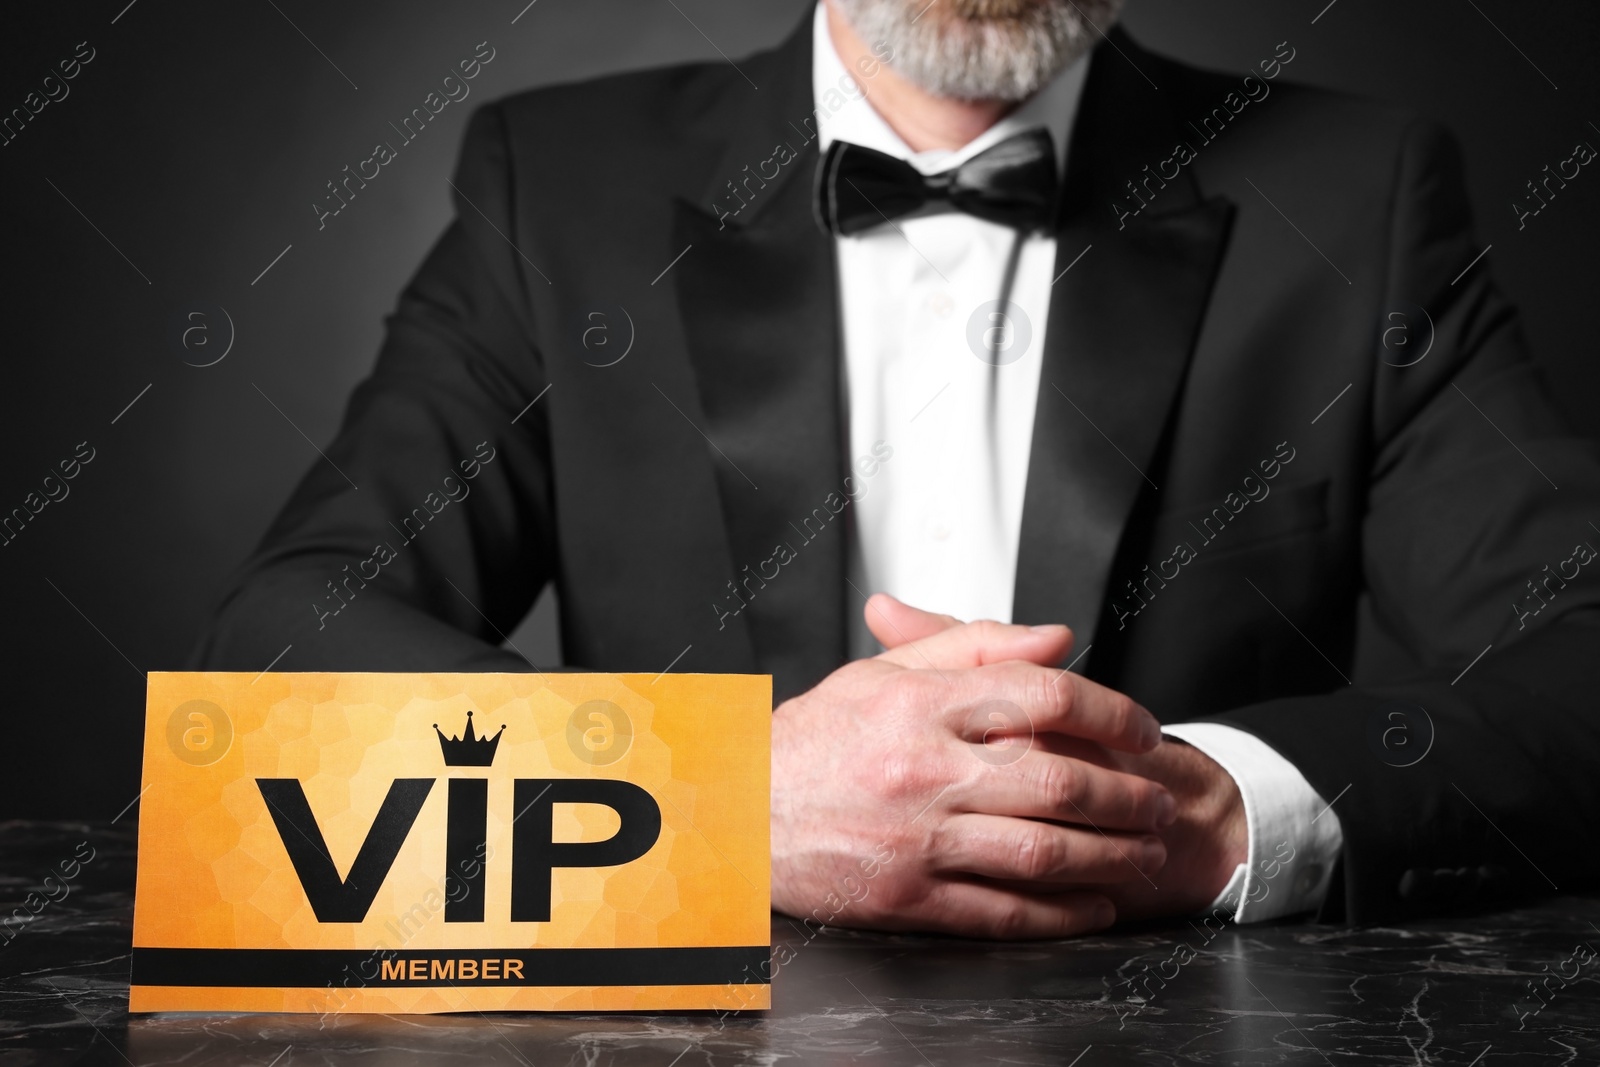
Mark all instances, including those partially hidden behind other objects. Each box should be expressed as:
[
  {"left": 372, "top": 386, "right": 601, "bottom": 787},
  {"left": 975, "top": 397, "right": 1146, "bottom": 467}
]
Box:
[{"left": 195, "top": 0, "right": 1600, "bottom": 937}]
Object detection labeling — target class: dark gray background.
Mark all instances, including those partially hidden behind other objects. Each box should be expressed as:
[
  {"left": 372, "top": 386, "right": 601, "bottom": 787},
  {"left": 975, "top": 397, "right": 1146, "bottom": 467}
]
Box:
[{"left": 2, "top": 0, "right": 1595, "bottom": 818}]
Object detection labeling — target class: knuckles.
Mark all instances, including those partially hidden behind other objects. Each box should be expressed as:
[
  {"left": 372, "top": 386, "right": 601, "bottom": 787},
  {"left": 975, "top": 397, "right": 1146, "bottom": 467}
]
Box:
[
  {"left": 880, "top": 668, "right": 946, "bottom": 716},
  {"left": 1109, "top": 691, "right": 1139, "bottom": 742},
  {"left": 1126, "top": 779, "right": 1160, "bottom": 826},
  {"left": 967, "top": 618, "right": 1009, "bottom": 651},
  {"left": 986, "top": 898, "right": 1037, "bottom": 940},
  {"left": 1033, "top": 756, "right": 1079, "bottom": 812},
  {"left": 875, "top": 749, "right": 940, "bottom": 805},
  {"left": 1029, "top": 666, "right": 1064, "bottom": 723},
  {"left": 854, "top": 868, "right": 921, "bottom": 919},
  {"left": 1011, "top": 824, "right": 1068, "bottom": 882},
  {"left": 983, "top": 660, "right": 1059, "bottom": 719},
  {"left": 1052, "top": 671, "right": 1078, "bottom": 721}
]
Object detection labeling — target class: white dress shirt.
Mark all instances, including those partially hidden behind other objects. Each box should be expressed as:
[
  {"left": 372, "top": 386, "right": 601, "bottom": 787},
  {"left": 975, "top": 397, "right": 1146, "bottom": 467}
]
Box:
[{"left": 813, "top": 3, "right": 1342, "bottom": 922}]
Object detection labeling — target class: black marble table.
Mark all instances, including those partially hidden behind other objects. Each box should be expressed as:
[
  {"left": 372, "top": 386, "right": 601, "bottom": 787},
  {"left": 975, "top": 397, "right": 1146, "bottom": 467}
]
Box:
[{"left": 3, "top": 821, "right": 1597, "bottom": 1065}]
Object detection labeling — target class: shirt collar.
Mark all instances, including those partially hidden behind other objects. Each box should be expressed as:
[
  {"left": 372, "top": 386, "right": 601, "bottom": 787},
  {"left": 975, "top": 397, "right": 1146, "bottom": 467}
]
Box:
[{"left": 811, "top": 0, "right": 1092, "bottom": 179}]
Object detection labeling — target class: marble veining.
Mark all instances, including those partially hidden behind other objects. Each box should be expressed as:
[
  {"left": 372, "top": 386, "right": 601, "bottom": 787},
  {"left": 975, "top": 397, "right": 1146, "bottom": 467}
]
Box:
[{"left": 0, "top": 821, "right": 1596, "bottom": 1065}]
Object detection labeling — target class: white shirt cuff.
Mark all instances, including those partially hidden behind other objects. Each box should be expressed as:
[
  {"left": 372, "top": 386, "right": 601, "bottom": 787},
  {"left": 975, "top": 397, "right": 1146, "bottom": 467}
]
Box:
[{"left": 1161, "top": 722, "right": 1344, "bottom": 923}]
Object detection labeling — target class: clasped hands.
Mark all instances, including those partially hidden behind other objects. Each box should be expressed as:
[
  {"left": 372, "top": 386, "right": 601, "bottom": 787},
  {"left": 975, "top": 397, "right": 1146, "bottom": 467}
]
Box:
[{"left": 772, "top": 594, "right": 1247, "bottom": 939}]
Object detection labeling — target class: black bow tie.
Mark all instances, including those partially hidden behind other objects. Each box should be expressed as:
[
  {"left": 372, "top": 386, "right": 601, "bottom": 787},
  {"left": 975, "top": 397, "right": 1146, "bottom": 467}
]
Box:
[{"left": 813, "top": 127, "right": 1059, "bottom": 237}]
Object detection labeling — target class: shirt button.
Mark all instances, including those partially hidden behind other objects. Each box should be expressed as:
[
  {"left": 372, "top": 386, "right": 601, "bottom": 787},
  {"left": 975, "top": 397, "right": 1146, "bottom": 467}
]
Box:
[
  {"left": 925, "top": 291, "right": 954, "bottom": 318},
  {"left": 927, "top": 517, "right": 952, "bottom": 541}
]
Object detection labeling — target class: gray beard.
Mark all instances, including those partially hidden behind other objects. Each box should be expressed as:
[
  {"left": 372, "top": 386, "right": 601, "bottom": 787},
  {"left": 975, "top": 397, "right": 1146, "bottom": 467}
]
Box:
[{"left": 834, "top": 0, "right": 1124, "bottom": 102}]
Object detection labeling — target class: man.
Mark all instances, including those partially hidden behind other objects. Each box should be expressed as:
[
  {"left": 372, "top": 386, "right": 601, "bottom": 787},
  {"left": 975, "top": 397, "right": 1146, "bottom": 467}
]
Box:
[{"left": 195, "top": 0, "right": 1600, "bottom": 938}]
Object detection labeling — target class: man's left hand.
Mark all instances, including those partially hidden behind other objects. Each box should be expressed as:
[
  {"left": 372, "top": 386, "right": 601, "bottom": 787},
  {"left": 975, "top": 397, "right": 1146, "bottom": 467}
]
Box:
[{"left": 867, "top": 594, "right": 1247, "bottom": 921}]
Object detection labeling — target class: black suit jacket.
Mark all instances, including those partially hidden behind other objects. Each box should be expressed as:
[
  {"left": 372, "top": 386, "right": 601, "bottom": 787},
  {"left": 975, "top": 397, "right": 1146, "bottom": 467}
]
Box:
[{"left": 194, "top": 18, "right": 1600, "bottom": 924}]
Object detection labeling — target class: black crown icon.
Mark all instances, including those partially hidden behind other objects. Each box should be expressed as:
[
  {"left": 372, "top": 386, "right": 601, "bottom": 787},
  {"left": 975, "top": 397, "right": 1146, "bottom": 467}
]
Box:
[{"left": 433, "top": 710, "right": 505, "bottom": 767}]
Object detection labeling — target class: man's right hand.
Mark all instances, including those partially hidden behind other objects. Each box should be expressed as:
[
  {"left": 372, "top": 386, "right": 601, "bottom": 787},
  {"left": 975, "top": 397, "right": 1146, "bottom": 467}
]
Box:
[{"left": 771, "top": 595, "right": 1178, "bottom": 939}]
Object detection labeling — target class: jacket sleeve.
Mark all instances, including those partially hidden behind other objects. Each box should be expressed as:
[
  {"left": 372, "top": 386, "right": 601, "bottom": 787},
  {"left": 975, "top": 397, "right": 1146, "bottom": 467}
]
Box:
[
  {"left": 1202, "top": 119, "right": 1600, "bottom": 923},
  {"left": 190, "top": 103, "right": 555, "bottom": 674}
]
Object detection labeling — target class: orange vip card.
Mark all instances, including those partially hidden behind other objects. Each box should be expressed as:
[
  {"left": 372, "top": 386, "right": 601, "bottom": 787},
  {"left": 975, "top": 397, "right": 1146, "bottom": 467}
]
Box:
[{"left": 130, "top": 672, "right": 772, "bottom": 1014}]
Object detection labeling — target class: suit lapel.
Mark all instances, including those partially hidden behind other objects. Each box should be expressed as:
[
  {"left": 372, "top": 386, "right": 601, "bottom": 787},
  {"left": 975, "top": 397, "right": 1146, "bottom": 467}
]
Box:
[
  {"left": 668, "top": 17, "right": 848, "bottom": 702},
  {"left": 657, "top": 20, "right": 1233, "bottom": 687},
  {"left": 1012, "top": 31, "right": 1236, "bottom": 665}
]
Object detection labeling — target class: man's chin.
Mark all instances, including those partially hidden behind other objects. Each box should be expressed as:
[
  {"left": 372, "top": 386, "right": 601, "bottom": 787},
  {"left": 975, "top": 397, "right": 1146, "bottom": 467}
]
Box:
[
  {"left": 833, "top": 0, "right": 1124, "bottom": 103},
  {"left": 944, "top": 0, "right": 1056, "bottom": 18}
]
